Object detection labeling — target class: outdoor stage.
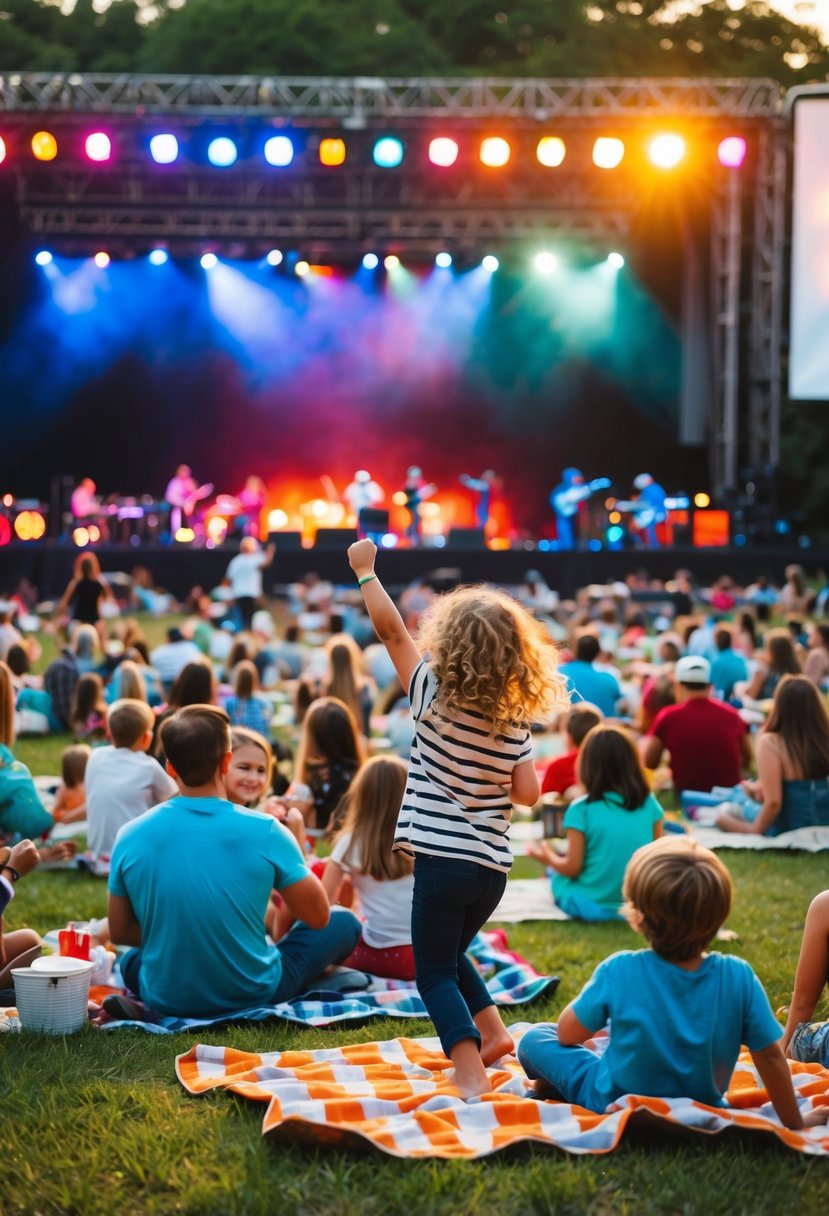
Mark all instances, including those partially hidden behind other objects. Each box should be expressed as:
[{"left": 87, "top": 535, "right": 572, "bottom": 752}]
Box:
[{"left": 0, "top": 542, "right": 822, "bottom": 603}]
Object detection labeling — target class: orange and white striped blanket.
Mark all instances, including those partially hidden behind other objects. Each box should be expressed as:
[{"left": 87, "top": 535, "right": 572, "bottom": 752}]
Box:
[{"left": 176, "top": 1022, "right": 829, "bottom": 1158}]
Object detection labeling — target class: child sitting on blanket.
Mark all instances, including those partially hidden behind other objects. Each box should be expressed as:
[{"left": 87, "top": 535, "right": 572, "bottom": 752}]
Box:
[
  {"left": 51, "top": 744, "right": 91, "bottom": 823},
  {"left": 527, "top": 726, "right": 663, "bottom": 921},
  {"left": 782, "top": 889, "right": 829, "bottom": 1067},
  {"left": 322, "top": 755, "right": 415, "bottom": 981},
  {"left": 540, "top": 704, "right": 602, "bottom": 800},
  {"left": 518, "top": 836, "right": 829, "bottom": 1131}
]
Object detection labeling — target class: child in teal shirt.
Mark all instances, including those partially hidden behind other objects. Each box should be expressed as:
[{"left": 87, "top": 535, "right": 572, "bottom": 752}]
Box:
[{"left": 528, "top": 725, "right": 662, "bottom": 920}]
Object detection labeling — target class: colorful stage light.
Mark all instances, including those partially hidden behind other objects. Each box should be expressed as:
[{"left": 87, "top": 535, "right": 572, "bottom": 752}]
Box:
[
  {"left": 362, "top": 253, "right": 379, "bottom": 270},
  {"left": 149, "top": 133, "right": 179, "bottom": 164},
  {"left": 718, "top": 136, "right": 747, "bottom": 169},
  {"left": 319, "top": 138, "right": 346, "bottom": 167},
  {"left": 536, "top": 136, "right": 566, "bottom": 167},
  {"left": 267, "top": 508, "right": 289, "bottom": 530},
  {"left": 648, "top": 133, "right": 685, "bottom": 169},
  {"left": 593, "top": 137, "right": 624, "bottom": 169},
  {"left": 429, "top": 137, "right": 459, "bottom": 168},
  {"left": 266, "top": 249, "right": 283, "bottom": 266},
  {"left": 35, "top": 250, "right": 53, "bottom": 267},
  {"left": 31, "top": 131, "right": 57, "bottom": 161},
  {"left": 435, "top": 251, "right": 453, "bottom": 269},
  {"left": 264, "top": 135, "right": 294, "bottom": 167},
  {"left": 0, "top": 137, "right": 5, "bottom": 165},
  {"left": 14, "top": 510, "right": 46, "bottom": 541},
  {"left": 149, "top": 249, "right": 169, "bottom": 266},
  {"left": 480, "top": 137, "right": 510, "bottom": 167},
  {"left": 295, "top": 260, "right": 311, "bottom": 277},
  {"left": 94, "top": 251, "right": 110, "bottom": 268},
  {"left": 482, "top": 255, "right": 499, "bottom": 272},
  {"left": 373, "top": 137, "right": 404, "bottom": 168},
  {"left": 694, "top": 491, "right": 711, "bottom": 508},
  {"left": 534, "top": 251, "right": 558, "bottom": 274},
  {"left": 0, "top": 516, "right": 11, "bottom": 547},
  {"left": 607, "top": 251, "right": 625, "bottom": 269},
  {"left": 72, "top": 526, "right": 90, "bottom": 548},
  {"left": 175, "top": 527, "right": 195, "bottom": 544},
  {"left": 207, "top": 137, "right": 238, "bottom": 167},
  {"left": 200, "top": 253, "right": 218, "bottom": 269},
  {"left": 85, "top": 132, "right": 112, "bottom": 162},
  {"left": 383, "top": 254, "right": 400, "bottom": 270}
]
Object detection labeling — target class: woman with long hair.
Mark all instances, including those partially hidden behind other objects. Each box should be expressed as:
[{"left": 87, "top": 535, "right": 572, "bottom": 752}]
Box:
[
  {"left": 743, "top": 627, "right": 801, "bottom": 702},
  {"left": 804, "top": 622, "right": 829, "bottom": 690},
  {"left": 323, "top": 633, "right": 374, "bottom": 735},
  {"left": 718, "top": 675, "right": 829, "bottom": 835},
  {"left": 285, "top": 696, "right": 365, "bottom": 834}
]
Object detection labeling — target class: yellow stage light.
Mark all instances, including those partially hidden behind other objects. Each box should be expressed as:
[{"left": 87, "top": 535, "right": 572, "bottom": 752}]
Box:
[
  {"left": 537, "top": 136, "right": 566, "bottom": 167},
  {"left": 267, "top": 509, "right": 288, "bottom": 530},
  {"left": 32, "top": 131, "right": 58, "bottom": 161},
  {"left": 14, "top": 510, "right": 46, "bottom": 541},
  {"left": 72, "top": 527, "right": 90, "bottom": 548},
  {"left": 648, "top": 133, "right": 686, "bottom": 169},
  {"left": 694, "top": 492, "right": 711, "bottom": 509},
  {"left": 480, "top": 137, "right": 510, "bottom": 167},
  {"left": 175, "top": 527, "right": 195, "bottom": 543},
  {"left": 592, "top": 137, "right": 625, "bottom": 169},
  {"left": 319, "top": 138, "right": 346, "bottom": 166},
  {"left": 609, "top": 511, "right": 622, "bottom": 525},
  {"left": 392, "top": 491, "right": 408, "bottom": 506}
]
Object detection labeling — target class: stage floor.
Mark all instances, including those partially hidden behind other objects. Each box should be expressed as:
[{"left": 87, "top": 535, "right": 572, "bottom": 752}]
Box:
[{"left": 0, "top": 541, "right": 824, "bottom": 602}]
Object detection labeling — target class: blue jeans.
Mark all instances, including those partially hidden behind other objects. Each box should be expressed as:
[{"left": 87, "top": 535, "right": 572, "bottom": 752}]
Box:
[
  {"left": 120, "top": 908, "right": 361, "bottom": 1009},
  {"left": 517, "top": 1022, "right": 605, "bottom": 1111},
  {"left": 411, "top": 853, "right": 507, "bottom": 1057}
]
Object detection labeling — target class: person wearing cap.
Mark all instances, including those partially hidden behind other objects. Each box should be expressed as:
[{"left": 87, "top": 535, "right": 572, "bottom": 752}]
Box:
[
  {"left": 630, "top": 474, "right": 667, "bottom": 549},
  {"left": 641, "top": 655, "right": 750, "bottom": 794}
]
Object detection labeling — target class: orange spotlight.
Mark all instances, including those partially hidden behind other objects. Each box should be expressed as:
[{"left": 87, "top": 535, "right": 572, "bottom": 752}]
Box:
[
  {"left": 592, "top": 137, "right": 624, "bottom": 170},
  {"left": 319, "top": 138, "right": 346, "bottom": 166},
  {"left": 537, "top": 136, "right": 566, "bottom": 167},
  {"left": 480, "top": 137, "right": 510, "bottom": 167},
  {"left": 14, "top": 510, "right": 46, "bottom": 541},
  {"left": 648, "top": 133, "right": 686, "bottom": 169},
  {"left": 32, "top": 130, "right": 58, "bottom": 161}
]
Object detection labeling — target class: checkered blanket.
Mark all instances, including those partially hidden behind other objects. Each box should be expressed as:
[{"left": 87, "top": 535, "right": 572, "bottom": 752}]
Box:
[
  {"left": 176, "top": 1024, "right": 829, "bottom": 1158},
  {"left": 93, "top": 930, "right": 558, "bottom": 1033}
]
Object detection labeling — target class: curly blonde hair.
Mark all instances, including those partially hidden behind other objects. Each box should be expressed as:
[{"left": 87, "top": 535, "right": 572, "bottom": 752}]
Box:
[{"left": 417, "top": 585, "right": 567, "bottom": 728}]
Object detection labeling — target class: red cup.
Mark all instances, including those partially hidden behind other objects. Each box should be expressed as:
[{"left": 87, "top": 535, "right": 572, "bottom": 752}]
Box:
[{"left": 59, "top": 924, "right": 91, "bottom": 961}]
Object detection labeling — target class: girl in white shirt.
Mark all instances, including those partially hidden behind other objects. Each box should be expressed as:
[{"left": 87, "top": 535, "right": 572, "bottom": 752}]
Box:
[{"left": 323, "top": 755, "right": 414, "bottom": 980}]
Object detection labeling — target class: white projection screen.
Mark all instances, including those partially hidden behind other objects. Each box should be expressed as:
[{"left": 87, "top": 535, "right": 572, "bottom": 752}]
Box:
[{"left": 790, "top": 92, "right": 829, "bottom": 400}]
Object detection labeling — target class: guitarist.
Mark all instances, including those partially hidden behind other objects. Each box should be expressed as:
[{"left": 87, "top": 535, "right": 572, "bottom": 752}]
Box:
[
  {"left": 550, "top": 468, "right": 611, "bottom": 551},
  {"left": 620, "top": 473, "right": 668, "bottom": 549},
  {"left": 164, "top": 464, "right": 214, "bottom": 537}
]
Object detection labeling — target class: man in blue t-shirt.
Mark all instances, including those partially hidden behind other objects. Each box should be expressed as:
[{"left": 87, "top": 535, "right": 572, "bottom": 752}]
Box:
[
  {"left": 108, "top": 705, "right": 360, "bottom": 1019},
  {"left": 558, "top": 632, "right": 622, "bottom": 717}
]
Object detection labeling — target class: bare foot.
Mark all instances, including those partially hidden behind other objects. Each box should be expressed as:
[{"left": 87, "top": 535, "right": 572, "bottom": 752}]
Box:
[
  {"left": 480, "top": 1028, "right": 515, "bottom": 1067},
  {"left": 447, "top": 1066, "right": 493, "bottom": 1101},
  {"left": 449, "top": 1038, "right": 493, "bottom": 1101}
]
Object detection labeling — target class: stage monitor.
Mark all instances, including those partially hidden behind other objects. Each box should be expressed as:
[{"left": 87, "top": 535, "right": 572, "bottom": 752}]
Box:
[
  {"left": 268, "top": 530, "right": 303, "bottom": 551},
  {"left": 314, "top": 528, "right": 358, "bottom": 550},
  {"left": 790, "top": 89, "right": 829, "bottom": 400},
  {"left": 446, "top": 527, "right": 487, "bottom": 550}
]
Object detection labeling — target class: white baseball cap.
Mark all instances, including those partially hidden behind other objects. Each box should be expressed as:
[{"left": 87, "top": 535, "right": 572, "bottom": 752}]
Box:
[{"left": 675, "top": 655, "right": 711, "bottom": 685}]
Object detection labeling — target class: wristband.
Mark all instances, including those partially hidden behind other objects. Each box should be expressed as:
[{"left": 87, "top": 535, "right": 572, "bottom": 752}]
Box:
[
  {"left": 358, "top": 574, "right": 377, "bottom": 587},
  {"left": 0, "top": 864, "right": 20, "bottom": 883}
]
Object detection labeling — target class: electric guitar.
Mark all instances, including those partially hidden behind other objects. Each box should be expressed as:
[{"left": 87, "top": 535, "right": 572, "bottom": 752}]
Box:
[{"left": 551, "top": 478, "right": 611, "bottom": 519}]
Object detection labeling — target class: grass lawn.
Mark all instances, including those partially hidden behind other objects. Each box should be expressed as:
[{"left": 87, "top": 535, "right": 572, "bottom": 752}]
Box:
[{"left": 2, "top": 623, "right": 829, "bottom": 1213}]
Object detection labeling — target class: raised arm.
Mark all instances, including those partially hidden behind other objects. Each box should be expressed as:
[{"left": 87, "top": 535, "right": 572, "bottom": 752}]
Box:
[
  {"left": 55, "top": 578, "right": 79, "bottom": 618},
  {"left": 347, "top": 540, "right": 422, "bottom": 691}
]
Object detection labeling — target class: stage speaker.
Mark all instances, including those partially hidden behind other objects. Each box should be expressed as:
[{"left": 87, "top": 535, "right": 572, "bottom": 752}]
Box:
[
  {"left": 446, "top": 527, "right": 486, "bottom": 550},
  {"left": 358, "top": 508, "right": 390, "bottom": 533},
  {"left": 269, "top": 530, "right": 303, "bottom": 551},
  {"left": 314, "top": 528, "right": 358, "bottom": 550}
]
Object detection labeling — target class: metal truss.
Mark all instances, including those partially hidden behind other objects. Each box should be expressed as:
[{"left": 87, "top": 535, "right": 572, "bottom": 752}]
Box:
[
  {"left": 709, "top": 170, "right": 743, "bottom": 496},
  {"left": 0, "top": 73, "right": 784, "bottom": 120}
]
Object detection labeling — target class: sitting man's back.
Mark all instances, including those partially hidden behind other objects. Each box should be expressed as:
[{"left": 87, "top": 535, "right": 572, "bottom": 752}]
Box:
[{"left": 108, "top": 705, "right": 360, "bottom": 1018}]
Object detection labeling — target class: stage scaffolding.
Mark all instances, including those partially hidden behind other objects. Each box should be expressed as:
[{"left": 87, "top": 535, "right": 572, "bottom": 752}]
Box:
[{"left": 0, "top": 72, "right": 789, "bottom": 496}]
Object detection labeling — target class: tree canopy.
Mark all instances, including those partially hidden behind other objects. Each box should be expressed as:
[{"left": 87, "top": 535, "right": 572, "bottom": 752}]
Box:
[{"left": 0, "top": 0, "right": 826, "bottom": 82}]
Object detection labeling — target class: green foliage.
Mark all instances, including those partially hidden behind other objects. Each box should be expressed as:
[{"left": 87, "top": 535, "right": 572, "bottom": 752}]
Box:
[{"left": 0, "top": 0, "right": 826, "bottom": 78}]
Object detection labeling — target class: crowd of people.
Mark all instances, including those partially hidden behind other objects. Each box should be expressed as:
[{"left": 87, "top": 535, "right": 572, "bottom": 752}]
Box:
[{"left": 0, "top": 550, "right": 827, "bottom": 1117}]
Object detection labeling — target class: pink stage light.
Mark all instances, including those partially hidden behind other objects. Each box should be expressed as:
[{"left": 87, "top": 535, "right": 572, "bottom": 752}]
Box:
[
  {"left": 718, "top": 136, "right": 747, "bottom": 169},
  {"left": 85, "top": 132, "right": 112, "bottom": 162},
  {"left": 429, "top": 137, "right": 459, "bottom": 168}
]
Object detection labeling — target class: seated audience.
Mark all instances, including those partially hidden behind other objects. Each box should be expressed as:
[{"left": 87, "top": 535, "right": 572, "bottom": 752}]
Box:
[
  {"left": 150, "top": 627, "right": 202, "bottom": 691},
  {"left": 803, "top": 623, "right": 829, "bottom": 690},
  {"left": 278, "top": 696, "right": 365, "bottom": 834},
  {"left": 44, "top": 642, "right": 81, "bottom": 731},
  {"left": 743, "top": 628, "right": 801, "bottom": 703},
  {"left": 710, "top": 625, "right": 749, "bottom": 701},
  {"left": 0, "top": 839, "right": 42, "bottom": 981},
  {"left": 107, "top": 705, "right": 361, "bottom": 1018},
  {"left": 224, "top": 660, "right": 272, "bottom": 736},
  {"left": 559, "top": 631, "right": 622, "bottom": 717},
  {"left": 541, "top": 704, "right": 603, "bottom": 799},
  {"left": 69, "top": 672, "right": 108, "bottom": 739},
  {"left": 52, "top": 744, "right": 91, "bottom": 823},
  {"left": 783, "top": 889, "right": 829, "bottom": 1067}
]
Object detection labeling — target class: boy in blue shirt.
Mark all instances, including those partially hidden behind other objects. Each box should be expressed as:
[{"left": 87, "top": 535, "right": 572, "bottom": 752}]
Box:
[
  {"left": 107, "top": 704, "right": 360, "bottom": 1019},
  {"left": 518, "top": 837, "right": 828, "bottom": 1131}
]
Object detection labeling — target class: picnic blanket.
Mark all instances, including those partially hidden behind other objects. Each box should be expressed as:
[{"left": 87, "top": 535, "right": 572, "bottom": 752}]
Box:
[
  {"left": 176, "top": 1022, "right": 829, "bottom": 1158},
  {"left": 491, "top": 878, "right": 570, "bottom": 923},
  {"left": 0, "top": 930, "right": 558, "bottom": 1035},
  {"left": 689, "top": 824, "right": 829, "bottom": 852}
]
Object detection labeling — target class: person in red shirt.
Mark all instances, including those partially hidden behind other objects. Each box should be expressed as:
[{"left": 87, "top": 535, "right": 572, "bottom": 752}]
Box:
[
  {"left": 542, "top": 704, "right": 603, "bottom": 798},
  {"left": 641, "top": 656, "right": 751, "bottom": 794}
]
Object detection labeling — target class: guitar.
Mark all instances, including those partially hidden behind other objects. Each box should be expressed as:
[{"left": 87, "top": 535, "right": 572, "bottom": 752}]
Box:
[
  {"left": 183, "top": 482, "right": 214, "bottom": 516},
  {"left": 551, "top": 478, "right": 611, "bottom": 519},
  {"left": 614, "top": 500, "right": 667, "bottom": 529}
]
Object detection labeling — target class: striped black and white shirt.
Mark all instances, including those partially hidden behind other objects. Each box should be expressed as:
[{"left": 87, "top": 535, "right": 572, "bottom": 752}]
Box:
[{"left": 394, "top": 661, "right": 532, "bottom": 874}]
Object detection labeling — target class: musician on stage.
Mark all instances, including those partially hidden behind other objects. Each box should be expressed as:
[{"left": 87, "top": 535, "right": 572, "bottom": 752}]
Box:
[
  {"left": 459, "top": 469, "right": 497, "bottom": 532},
  {"left": 71, "top": 478, "right": 99, "bottom": 520},
  {"left": 550, "top": 468, "right": 611, "bottom": 551},
  {"left": 343, "top": 470, "right": 384, "bottom": 539},
  {"left": 631, "top": 473, "right": 668, "bottom": 549},
  {"left": 164, "top": 464, "right": 212, "bottom": 537},
  {"left": 237, "top": 475, "right": 267, "bottom": 539},
  {"left": 402, "top": 466, "right": 436, "bottom": 547}
]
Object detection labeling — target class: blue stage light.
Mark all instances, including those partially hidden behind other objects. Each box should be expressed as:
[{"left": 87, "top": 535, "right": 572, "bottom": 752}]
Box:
[
  {"left": 606, "top": 526, "right": 624, "bottom": 545},
  {"left": 482, "top": 255, "right": 499, "bottom": 272},
  {"left": 149, "top": 134, "right": 179, "bottom": 164},
  {"left": 266, "top": 249, "right": 283, "bottom": 266},
  {"left": 149, "top": 249, "right": 169, "bottom": 266},
  {"left": 589, "top": 538, "right": 604, "bottom": 552},
  {"left": 264, "top": 135, "right": 294, "bottom": 167},
  {"left": 362, "top": 253, "right": 379, "bottom": 270},
  {"left": 373, "top": 137, "right": 404, "bottom": 168},
  {"left": 607, "top": 251, "right": 625, "bottom": 269},
  {"left": 435, "top": 252, "right": 453, "bottom": 269},
  {"left": 35, "top": 250, "right": 53, "bottom": 267},
  {"left": 200, "top": 253, "right": 218, "bottom": 270},
  {"left": 207, "top": 137, "right": 237, "bottom": 167}
]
